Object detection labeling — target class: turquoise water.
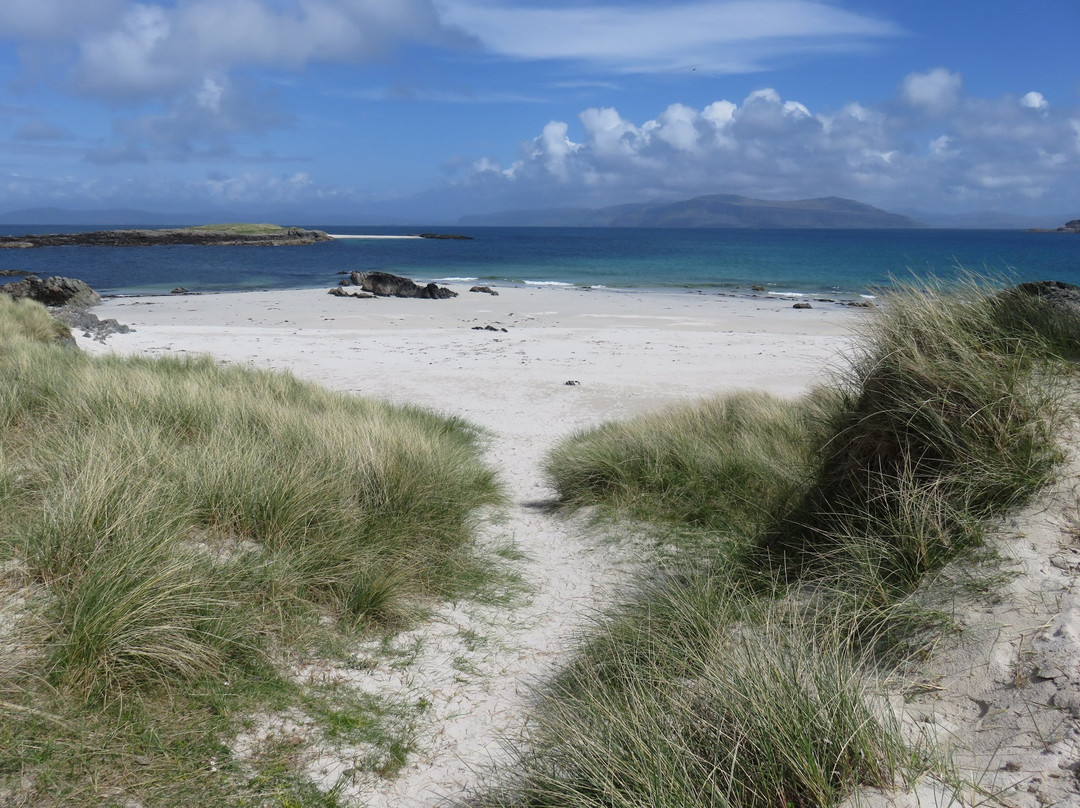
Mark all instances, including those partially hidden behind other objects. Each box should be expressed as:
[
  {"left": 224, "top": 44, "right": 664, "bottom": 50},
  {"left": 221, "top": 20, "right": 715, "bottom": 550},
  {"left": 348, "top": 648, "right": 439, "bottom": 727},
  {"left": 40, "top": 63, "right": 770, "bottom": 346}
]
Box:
[{"left": 1, "top": 225, "right": 1078, "bottom": 297}]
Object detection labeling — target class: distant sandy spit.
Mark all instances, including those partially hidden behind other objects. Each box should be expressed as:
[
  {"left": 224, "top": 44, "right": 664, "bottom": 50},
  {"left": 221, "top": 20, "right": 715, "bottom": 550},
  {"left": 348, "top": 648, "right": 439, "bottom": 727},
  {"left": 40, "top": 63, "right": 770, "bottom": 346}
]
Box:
[{"left": 325, "top": 234, "right": 423, "bottom": 239}]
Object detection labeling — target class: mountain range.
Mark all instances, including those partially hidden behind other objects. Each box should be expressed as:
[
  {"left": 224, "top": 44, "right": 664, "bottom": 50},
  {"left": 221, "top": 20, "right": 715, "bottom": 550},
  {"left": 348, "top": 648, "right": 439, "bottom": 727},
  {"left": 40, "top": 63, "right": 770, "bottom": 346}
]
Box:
[
  {"left": 0, "top": 199, "right": 1071, "bottom": 230},
  {"left": 459, "top": 194, "right": 924, "bottom": 229}
]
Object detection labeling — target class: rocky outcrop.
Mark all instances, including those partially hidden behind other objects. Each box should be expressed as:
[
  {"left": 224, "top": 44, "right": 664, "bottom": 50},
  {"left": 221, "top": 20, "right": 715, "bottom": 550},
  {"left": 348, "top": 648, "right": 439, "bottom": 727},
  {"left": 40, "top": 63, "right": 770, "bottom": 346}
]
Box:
[
  {"left": 0, "top": 275, "right": 101, "bottom": 307},
  {"left": 52, "top": 308, "right": 131, "bottom": 343},
  {"left": 0, "top": 226, "right": 332, "bottom": 248},
  {"left": 328, "top": 287, "right": 375, "bottom": 299},
  {"left": 1056, "top": 220, "right": 1080, "bottom": 233},
  {"left": 1010, "top": 279, "right": 1080, "bottom": 306},
  {"left": 469, "top": 286, "right": 499, "bottom": 296},
  {"left": 344, "top": 271, "right": 457, "bottom": 299}
]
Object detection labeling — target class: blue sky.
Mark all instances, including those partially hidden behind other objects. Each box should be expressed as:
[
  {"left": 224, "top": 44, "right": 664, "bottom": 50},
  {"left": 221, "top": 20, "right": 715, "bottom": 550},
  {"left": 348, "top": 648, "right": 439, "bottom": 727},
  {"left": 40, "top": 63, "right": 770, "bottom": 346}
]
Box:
[{"left": 0, "top": 0, "right": 1078, "bottom": 222}]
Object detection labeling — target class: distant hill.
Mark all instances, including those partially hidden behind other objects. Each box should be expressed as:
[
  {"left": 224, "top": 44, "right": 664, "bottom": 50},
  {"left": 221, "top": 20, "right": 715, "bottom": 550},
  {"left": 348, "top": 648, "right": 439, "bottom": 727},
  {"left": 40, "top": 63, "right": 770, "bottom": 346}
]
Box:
[{"left": 459, "top": 194, "right": 924, "bottom": 229}]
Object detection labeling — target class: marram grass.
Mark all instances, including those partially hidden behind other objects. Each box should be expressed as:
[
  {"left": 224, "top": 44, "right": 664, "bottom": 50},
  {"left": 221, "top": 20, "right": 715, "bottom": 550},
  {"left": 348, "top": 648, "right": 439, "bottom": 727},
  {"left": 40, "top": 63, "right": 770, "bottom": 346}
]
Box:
[
  {"left": 514, "top": 276, "right": 1080, "bottom": 808},
  {"left": 544, "top": 390, "right": 817, "bottom": 537},
  {"left": 0, "top": 298, "right": 504, "bottom": 805},
  {"left": 0, "top": 316, "right": 502, "bottom": 696}
]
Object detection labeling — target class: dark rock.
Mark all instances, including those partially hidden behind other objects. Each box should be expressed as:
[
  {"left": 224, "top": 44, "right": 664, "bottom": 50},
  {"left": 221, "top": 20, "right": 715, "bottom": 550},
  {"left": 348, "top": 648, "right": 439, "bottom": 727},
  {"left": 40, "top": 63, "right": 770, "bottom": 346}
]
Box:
[
  {"left": 751, "top": 285, "right": 766, "bottom": 292},
  {"left": 52, "top": 307, "right": 131, "bottom": 343},
  {"left": 0, "top": 226, "right": 332, "bottom": 248},
  {"left": 846, "top": 300, "right": 875, "bottom": 308},
  {"left": 792, "top": 302, "right": 813, "bottom": 309},
  {"left": 471, "top": 325, "right": 508, "bottom": 332},
  {"left": 0, "top": 275, "right": 101, "bottom": 307},
  {"left": 414, "top": 233, "right": 473, "bottom": 240},
  {"left": 328, "top": 287, "right": 375, "bottom": 299},
  {"left": 171, "top": 287, "right": 189, "bottom": 295},
  {"left": 0, "top": 269, "right": 34, "bottom": 276},
  {"left": 350, "top": 271, "right": 457, "bottom": 299},
  {"left": 469, "top": 286, "right": 499, "bottom": 296},
  {"left": 565, "top": 380, "right": 581, "bottom": 386},
  {"left": 1011, "top": 280, "right": 1080, "bottom": 307},
  {"left": 1056, "top": 220, "right": 1080, "bottom": 233}
]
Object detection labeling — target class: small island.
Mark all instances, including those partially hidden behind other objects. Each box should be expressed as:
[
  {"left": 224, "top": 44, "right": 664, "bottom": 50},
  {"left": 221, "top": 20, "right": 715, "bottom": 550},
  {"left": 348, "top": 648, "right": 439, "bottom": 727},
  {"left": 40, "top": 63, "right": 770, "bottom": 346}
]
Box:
[{"left": 0, "top": 223, "right": 333, "bottom": 248}]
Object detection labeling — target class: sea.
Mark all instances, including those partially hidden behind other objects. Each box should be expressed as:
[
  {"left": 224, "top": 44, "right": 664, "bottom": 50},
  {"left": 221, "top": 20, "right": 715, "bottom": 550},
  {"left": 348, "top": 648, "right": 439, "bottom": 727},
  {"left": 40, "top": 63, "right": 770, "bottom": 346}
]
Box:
[{"left": 1, "top": 224, "right": 1078, "bottom": 299}]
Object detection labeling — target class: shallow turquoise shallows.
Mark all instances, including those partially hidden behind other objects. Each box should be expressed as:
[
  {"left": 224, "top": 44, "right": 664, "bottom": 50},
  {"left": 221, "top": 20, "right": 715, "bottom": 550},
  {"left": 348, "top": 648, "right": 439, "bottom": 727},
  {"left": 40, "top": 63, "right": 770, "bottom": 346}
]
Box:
[{"left": 2, "top": 225, "right": 1078, "bottom": 298}]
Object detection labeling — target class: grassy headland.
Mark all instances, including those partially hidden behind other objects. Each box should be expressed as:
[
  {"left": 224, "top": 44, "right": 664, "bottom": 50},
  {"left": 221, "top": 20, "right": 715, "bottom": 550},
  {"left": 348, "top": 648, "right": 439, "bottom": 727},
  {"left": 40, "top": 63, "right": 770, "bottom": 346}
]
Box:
[
  {"left": 0, "top": 295, "right": 502, "bottom": 805},
  {"left": 486, "top": 278, "right": 1080, "bottom": 807},
  {"left": 187, "top": 223, "right": 287, "bottom": 234}
]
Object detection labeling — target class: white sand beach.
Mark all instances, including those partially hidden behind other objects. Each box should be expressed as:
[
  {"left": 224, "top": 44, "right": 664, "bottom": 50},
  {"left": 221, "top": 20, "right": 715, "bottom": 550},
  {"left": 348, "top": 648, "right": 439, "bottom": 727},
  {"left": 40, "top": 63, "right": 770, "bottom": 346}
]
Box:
[{"left": 76, "top": 285, "right": 1080, "bottom": 807}]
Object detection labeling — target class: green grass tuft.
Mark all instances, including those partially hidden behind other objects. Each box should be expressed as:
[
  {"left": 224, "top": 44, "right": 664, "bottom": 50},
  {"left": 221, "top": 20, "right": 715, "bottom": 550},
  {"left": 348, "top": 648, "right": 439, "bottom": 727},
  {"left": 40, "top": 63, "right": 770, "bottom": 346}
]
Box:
[{"left": 544, "top": 390, "right": 816, "bottom": 537}]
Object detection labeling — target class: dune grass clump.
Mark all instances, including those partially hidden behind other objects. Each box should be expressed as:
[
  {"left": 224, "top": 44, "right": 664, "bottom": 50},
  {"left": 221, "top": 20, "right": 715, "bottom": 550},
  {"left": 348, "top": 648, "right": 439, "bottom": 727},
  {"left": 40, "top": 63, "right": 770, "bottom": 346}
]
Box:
[
  {"left": 0, "top": 299, "right": 503, "bottom": 804},
  {"left": 509, "top": 276, "right": 1080, "bottom": 808},
  {"left": 544, "top": 391, "right": 817, "bottom": 536},
  {"left": 0, "top": 294, "right": 72, "bottom": 345},
  {"left": 769, "top": 278, "right": 1078, "bottom": 595},
  {"left": 0, "top": 325, "right": 501, "bottom": 695},
  {"left": 480, "top": 572, "right": 922, "bottom": 808}
]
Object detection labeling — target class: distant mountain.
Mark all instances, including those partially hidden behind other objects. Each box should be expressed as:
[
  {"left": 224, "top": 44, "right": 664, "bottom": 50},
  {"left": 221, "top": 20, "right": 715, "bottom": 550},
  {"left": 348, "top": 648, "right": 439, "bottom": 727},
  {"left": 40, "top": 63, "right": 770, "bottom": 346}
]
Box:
[{"left": 459, "top": 194, "right": 923, "bottom": 229}]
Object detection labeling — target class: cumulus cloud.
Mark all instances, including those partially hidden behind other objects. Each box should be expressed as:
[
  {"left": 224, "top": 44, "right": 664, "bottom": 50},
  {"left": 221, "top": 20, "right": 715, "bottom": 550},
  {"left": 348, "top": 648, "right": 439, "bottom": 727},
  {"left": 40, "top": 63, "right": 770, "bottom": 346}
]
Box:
[
  {"left": 1020, "top": 91, "right": 1049, "bottom": 110},
  {"left": 900, "top": 67, "right": 963, "bottom": 113},
  {"left": 0, "top": 1, "right": 127, "bottom": 41},
  {"left": 0, "top": 0, "right": 473, "bottom": 163},
  {"left": 85, "top": 75, "right": 294, "bottom": 164},
  {"left": 0, "top": 0, "right": 470, "bottom": 111},
  {"left": 438, "top": 0, "right": 899, "bottom": 74},
  {"left": 69, "top": 0, "right": 466, "bottom": 100},
  {"left": 453, "top": 75, "right": 1080, "bottom": 214},
  {"left": 0, "top": 166, "right": 360, "bottom": 211}
]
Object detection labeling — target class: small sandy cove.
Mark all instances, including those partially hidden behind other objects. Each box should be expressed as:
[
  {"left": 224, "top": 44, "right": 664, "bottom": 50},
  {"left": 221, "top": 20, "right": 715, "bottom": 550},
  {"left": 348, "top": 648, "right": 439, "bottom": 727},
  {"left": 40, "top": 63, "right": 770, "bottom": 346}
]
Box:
[{"left": 78, "top": 286, "right": 1080, "bottom": 807}]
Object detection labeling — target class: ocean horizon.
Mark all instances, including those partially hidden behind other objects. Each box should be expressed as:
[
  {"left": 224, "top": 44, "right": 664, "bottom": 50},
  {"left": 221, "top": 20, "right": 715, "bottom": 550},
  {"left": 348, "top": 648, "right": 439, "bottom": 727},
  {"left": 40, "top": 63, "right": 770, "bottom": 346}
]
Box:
[{"left": 1, "top": 224, "right": 1078, "bottom": 299}]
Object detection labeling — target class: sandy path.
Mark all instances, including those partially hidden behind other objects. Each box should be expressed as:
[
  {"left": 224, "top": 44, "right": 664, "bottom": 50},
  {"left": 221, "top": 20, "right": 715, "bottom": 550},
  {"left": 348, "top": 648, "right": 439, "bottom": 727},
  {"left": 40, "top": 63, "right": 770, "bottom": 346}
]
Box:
[{"left": 79, "top": 286, "right": 856, "bottom": 805}]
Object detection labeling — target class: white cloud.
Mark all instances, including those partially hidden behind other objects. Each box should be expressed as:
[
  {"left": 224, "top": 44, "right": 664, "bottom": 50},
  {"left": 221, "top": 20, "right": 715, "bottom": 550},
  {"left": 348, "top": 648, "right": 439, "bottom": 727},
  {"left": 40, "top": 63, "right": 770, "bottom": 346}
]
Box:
[
  {"left": 0, "top": 1, "right": 126, "bottom": 40},
  {"left": 1020, "top": 91, "right": 1049, "bottom": 110},
  {"left": 0, "top": 167, "right": 360, "bottom": 210},
  {"left": 929, "top": 135, "right": 952, "bottom": 156},
  {"left": 438, "top": 0, "right": 900, "bottom": 74},
  {"left": 68, "top": 0, "right": 465, "bottom": 100},
  {"left": 0, "top": 0, "right": 468, "bottom": 103},
  {"left": 86, "top": 75, "right": 293, "bottom": 164},
  {"left": 454, "top": 78, "right": 1080, "bottom": 215},
  {"left": 0, "top": 0, "right": 472, "bottom": 160},
  {"left": 901, "top": 68, "right": 962, "bottom": 113}
]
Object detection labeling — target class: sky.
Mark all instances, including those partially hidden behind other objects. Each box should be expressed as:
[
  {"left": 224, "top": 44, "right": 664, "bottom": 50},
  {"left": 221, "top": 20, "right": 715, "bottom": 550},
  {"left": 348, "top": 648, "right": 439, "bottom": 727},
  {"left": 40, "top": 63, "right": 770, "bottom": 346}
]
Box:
[{"left": 0, "top": 0, "right": 1078, "bottom": 223}]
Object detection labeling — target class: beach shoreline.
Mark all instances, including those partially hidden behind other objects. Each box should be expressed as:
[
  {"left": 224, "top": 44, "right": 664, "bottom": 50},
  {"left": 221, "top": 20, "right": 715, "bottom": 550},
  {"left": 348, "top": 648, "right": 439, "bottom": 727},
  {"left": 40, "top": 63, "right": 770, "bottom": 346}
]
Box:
[{"left": 82, "top": 284, "right": 860, "bottom": 421}]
